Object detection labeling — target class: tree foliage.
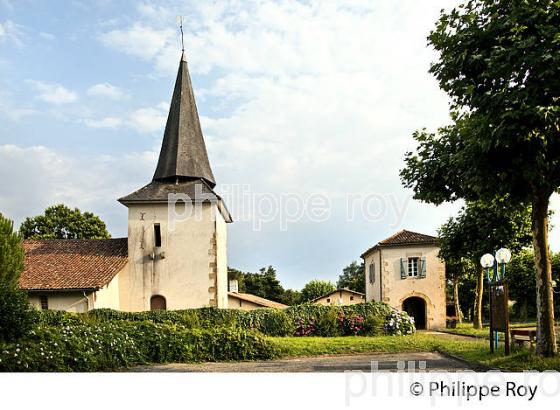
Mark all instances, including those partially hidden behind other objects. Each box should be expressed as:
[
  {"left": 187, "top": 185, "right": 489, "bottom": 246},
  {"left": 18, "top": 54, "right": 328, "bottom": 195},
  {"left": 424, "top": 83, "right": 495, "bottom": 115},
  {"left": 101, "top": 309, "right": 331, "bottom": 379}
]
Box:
[
  {"left": 300, "top": 279, "right": 336, "bottom": 303},
  {"left": 508, "top": 250, "right": 560, "bottom": 319},
  {"left": 0, "top": 213, "right": 25, "bottom": 287},
  {"left": 401, "top": 0, "right": 560, "bottom": 356},
  {"left": 337, "top": 261, "right": 365, "bottom": 294},
  {"left": 227, "top": 266, "right": 300, "bottom": 304},
  {"left": 438, "top": 201, "right": 532, "bottom": 263},
  {"left": 20, "top": 204, "right": 111, "bottom": 240},
  {"left": 438, "top": 200, "right": 532, "bottom": 327},
  {"left": 0, "top": 213, "right": 36, "bottom": 342},
  {"left": 242, "top": 266, "right": 285, "bottom": 303}
]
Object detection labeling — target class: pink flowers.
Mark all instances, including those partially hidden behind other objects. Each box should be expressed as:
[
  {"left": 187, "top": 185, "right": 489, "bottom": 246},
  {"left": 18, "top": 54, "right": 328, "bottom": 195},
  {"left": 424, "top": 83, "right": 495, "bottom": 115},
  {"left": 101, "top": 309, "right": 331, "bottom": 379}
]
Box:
[{"left": 295, "top": 318, "right": 316, "bottom": 336}]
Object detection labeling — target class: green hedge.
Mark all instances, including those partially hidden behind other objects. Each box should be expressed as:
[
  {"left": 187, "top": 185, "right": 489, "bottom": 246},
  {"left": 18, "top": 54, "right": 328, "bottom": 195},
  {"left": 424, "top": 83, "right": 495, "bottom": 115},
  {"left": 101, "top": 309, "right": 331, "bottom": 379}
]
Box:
[
  {"left": 85, "top": 302, "right": 414, "bottom": 337},
  {"left": 0, "top": 320, "right": 276, "bottom": 371}
]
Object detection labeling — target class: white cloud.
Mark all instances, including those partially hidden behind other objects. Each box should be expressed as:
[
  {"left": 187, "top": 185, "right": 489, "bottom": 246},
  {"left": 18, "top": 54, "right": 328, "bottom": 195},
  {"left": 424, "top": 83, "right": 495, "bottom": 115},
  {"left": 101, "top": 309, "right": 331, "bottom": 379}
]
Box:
[
  {"left": 127, "top": 103, "right": 167, "bottom": 134},
  {"left": 83, "top": 116, "right": 123, "bottom": 129},
  {"left": 26, "top": 80, "right": 78, "bottom": 105},
  {"left": 86, "top": 83, "right": 127, "bottom": 100},
  {"left": 0, "top": 20, "right": 24, "bottom": 47},
  {"left": 99, "top": 23, "right": 175, "bottom": 62},
  {"left": 0, "top": 144, "right": 158, "bottom": 236}
]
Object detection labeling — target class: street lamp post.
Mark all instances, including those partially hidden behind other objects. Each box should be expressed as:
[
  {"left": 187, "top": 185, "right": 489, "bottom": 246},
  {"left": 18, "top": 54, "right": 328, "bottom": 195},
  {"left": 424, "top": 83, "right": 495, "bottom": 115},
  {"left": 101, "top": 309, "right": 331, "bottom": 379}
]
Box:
[{"left": 480, "top": 248, "right": 512, "bottom": 354}]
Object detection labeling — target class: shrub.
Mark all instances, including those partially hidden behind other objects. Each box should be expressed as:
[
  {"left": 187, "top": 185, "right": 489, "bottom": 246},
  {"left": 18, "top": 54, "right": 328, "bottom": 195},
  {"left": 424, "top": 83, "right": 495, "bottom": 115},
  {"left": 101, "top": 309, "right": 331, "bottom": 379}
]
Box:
[
  {"left": 339, "top": 315, "right": 365, "bottom": 336},
  {"left": 294, "top": 318, "right": 316, "bottom": 336},
  {"left": 363, "top": 315, "right": 385, "bottom": 336},
  {"left": 315, "top": 307, "right": 342, "bottom": 337},
  {"left": 0, "top": 320, "right": 276, "bottom": 371},
  {"left": 0, "top": 283, "right": 37, "bottom": 342},
  {"left": 384, "top": 309, "right": 415, "bottom": 336},
  {"left": 87, "top": 301, "right": 413, "bottom": 338}
]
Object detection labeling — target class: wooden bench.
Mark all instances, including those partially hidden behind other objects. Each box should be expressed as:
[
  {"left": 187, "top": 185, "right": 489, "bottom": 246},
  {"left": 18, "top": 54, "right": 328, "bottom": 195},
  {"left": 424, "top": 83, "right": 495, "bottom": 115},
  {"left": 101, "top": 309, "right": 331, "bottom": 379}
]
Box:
[{"left": 510, "top": 327, "right": 537, "bottom": 349}]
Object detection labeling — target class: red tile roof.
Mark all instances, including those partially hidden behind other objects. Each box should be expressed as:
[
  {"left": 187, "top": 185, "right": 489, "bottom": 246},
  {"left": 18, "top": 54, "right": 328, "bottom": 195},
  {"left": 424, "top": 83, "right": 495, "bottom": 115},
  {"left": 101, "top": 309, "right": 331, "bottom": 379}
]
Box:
[
  {"left": 228, "top": 292, "right": 288, "bottom": 309},
  {"left": 20, "top": 239, "right": 128, "bottom": 291},
  {"left": 361, "top": 229, "right": 437, "bottom": 258}
]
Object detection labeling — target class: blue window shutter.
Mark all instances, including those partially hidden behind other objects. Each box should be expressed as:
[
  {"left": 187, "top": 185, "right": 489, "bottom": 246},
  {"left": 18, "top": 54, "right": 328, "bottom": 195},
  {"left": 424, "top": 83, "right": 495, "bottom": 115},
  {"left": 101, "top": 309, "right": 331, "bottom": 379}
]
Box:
[
  {"left": 420, "top": 257, "right": 427, "bottom": 278},
  {"left": 400, "top": 258, "right": 406, "bottom": 279}
]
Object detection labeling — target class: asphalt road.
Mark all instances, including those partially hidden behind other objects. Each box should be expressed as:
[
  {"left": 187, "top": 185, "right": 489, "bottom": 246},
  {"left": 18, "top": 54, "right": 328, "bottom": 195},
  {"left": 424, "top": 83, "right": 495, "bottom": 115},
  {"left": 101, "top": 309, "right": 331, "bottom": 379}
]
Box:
[{"left": 130, "top": 351, "right": 478, "bottom": 373}]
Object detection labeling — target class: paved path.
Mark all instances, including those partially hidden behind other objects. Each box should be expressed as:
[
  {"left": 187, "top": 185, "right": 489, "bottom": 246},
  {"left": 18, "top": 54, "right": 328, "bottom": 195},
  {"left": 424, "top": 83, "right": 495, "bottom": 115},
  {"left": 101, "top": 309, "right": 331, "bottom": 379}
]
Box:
[{"left": 131, "top": 351, "right": 477, "bottom": 373}]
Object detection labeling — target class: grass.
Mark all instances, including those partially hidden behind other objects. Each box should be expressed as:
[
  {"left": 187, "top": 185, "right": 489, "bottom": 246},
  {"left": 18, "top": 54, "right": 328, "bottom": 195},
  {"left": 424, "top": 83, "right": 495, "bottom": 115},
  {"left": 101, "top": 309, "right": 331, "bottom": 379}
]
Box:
[
  {"left": 268, "top": 332, "right": 560, "bottom": 371},
  {"left": 441, "top": 322, "right": 539, "bottom": 339}
]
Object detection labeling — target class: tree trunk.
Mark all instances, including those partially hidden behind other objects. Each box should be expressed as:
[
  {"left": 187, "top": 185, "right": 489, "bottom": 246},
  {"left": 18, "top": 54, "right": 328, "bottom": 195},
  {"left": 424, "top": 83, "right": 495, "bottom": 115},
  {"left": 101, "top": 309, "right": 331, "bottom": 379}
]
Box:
[
  {"left": 473, "top": 268, "right": 484, "bottom": 329},
  {"left": 453, "top": 278, "right": 463, "bottom": 324},
  {"left": 532, "top": 194, "right": 557, "bottom": 356}
]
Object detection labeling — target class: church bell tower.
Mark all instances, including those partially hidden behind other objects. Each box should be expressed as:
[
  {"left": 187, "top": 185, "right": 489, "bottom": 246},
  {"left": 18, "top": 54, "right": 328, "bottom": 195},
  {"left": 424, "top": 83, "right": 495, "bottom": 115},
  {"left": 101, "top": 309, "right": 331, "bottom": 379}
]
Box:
[{"left": 118, "top": 53, "right": 232, "bottom": 311}]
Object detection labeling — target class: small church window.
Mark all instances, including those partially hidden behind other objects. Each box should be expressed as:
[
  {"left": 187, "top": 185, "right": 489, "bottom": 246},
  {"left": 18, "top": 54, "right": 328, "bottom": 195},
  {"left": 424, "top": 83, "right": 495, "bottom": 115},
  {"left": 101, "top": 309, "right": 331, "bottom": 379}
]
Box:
[
  {"left": 40, "top": 295, "right": 48, "bottom": 310},
  {"left": 408, "top": 257, "right": 419, "bottom": 277},
  {"left": 369, "top": 263, "right": 375, "bottom": 284},
  {"left": 154, "top": 224, "right": 162, "bottom": 247}
]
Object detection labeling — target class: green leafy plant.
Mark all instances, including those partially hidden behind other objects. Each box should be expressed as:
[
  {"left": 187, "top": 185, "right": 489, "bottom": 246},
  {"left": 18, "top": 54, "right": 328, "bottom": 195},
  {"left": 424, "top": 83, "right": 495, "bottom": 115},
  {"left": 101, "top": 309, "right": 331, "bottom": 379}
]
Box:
[
  {"left": 0, "top": 320, "right": 276, "bottom": 372},
  {"left": 0, "top": 213, "right": 37, "bottom": 342}
]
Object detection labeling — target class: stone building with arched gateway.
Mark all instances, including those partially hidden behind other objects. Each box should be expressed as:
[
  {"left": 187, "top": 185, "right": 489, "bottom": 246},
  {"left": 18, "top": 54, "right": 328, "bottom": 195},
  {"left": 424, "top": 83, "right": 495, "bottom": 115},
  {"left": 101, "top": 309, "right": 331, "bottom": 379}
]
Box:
[{"left": 361, "top": 230, "right": 446, "bottom": 329}]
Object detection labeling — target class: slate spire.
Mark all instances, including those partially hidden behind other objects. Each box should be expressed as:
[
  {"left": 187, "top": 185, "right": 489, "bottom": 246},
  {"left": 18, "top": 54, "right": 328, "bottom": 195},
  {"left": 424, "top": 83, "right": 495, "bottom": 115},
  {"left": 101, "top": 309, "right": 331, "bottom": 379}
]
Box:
[{"left": 152, "top": 53, "right": 216, "bottom": 187}]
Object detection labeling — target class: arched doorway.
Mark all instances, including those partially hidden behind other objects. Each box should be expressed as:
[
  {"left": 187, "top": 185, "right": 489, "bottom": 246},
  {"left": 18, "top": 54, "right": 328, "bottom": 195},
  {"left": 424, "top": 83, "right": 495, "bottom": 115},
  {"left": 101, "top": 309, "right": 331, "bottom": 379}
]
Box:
[
  {"left": 150, "top": 295, "right": 166, "bottom": 311},
  {"left": 402, "top": 297, "right": 426, "bottom": 329}
]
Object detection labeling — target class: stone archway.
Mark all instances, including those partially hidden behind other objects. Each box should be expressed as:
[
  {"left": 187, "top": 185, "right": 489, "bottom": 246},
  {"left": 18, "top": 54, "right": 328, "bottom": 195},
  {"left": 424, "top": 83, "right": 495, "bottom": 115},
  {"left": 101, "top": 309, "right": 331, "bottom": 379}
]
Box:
[
  {"left": 402, "top": 296, "right": 427, "bottom": 330},
  {"left": 150, "top": 295, "right": 166, "bottom": 311}
]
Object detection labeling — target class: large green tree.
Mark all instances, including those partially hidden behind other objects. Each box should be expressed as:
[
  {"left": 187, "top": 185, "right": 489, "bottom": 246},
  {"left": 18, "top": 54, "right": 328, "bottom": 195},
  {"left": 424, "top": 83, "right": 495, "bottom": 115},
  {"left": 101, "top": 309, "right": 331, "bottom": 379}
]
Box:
[
  {"left": 20, "top": 204, "right": 110, "bottom": 240},
  {"left": 300, "top": 279, "right": 336, "bottom": 303},
  {"left": 337, "top": 261, "right": 365, "bottom": 294},
  {"left": 401, "top": 0, "right": 560, "bottom": 356},
  {"left": 438, "top": 201, "right": 532, "bottom": 328}
]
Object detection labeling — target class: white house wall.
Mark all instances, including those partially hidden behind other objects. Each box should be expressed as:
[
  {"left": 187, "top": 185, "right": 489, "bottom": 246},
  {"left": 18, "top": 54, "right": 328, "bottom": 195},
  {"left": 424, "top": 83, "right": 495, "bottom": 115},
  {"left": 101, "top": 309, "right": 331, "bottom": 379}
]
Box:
[{"left": 93, "top": 271, "right": 121, "bottom": 309}]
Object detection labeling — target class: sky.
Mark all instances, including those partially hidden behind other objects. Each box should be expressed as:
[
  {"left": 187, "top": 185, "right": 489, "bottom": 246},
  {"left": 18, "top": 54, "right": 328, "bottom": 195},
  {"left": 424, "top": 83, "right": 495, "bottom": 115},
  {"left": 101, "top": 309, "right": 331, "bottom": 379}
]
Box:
[{"left": 1, "top": 0, "right": 559, "bottom": 290}]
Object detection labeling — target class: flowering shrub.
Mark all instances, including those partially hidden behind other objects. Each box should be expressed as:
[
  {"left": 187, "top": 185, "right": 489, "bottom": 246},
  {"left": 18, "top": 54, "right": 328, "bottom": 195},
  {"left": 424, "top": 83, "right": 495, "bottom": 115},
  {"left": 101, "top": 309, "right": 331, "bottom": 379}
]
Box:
[
  {"left": 340, "top": 315, "right": 365, "bottom": 336},
  {"left": 294, "top": 318, "right": 317, "bottom": 336},
  {"left": 88, "top": 302, "right": 415, "bottom": 338},
  {"left": 0, "top": 321, "right": 276, "bottom": 372},
  {"left": 384, "top": 309, "right": 416, "bottom": 336}
]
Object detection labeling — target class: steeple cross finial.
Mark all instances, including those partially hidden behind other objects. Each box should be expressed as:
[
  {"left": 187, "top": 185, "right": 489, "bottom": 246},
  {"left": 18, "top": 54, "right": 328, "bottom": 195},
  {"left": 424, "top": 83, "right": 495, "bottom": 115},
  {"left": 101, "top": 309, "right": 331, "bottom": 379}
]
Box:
[{"left": 178, "top": 16, "right": 185, "bottom": 59}]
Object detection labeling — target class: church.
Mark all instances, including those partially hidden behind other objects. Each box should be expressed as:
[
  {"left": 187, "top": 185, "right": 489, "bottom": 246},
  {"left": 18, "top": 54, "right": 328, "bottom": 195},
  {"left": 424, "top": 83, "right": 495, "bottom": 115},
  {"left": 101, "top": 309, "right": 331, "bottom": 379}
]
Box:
[
  {"left": 20, "top": 53, "right": 235, "bottom": 312},
  {"left": 18, "top": 54, "right": 446, "bottom": 320}
]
